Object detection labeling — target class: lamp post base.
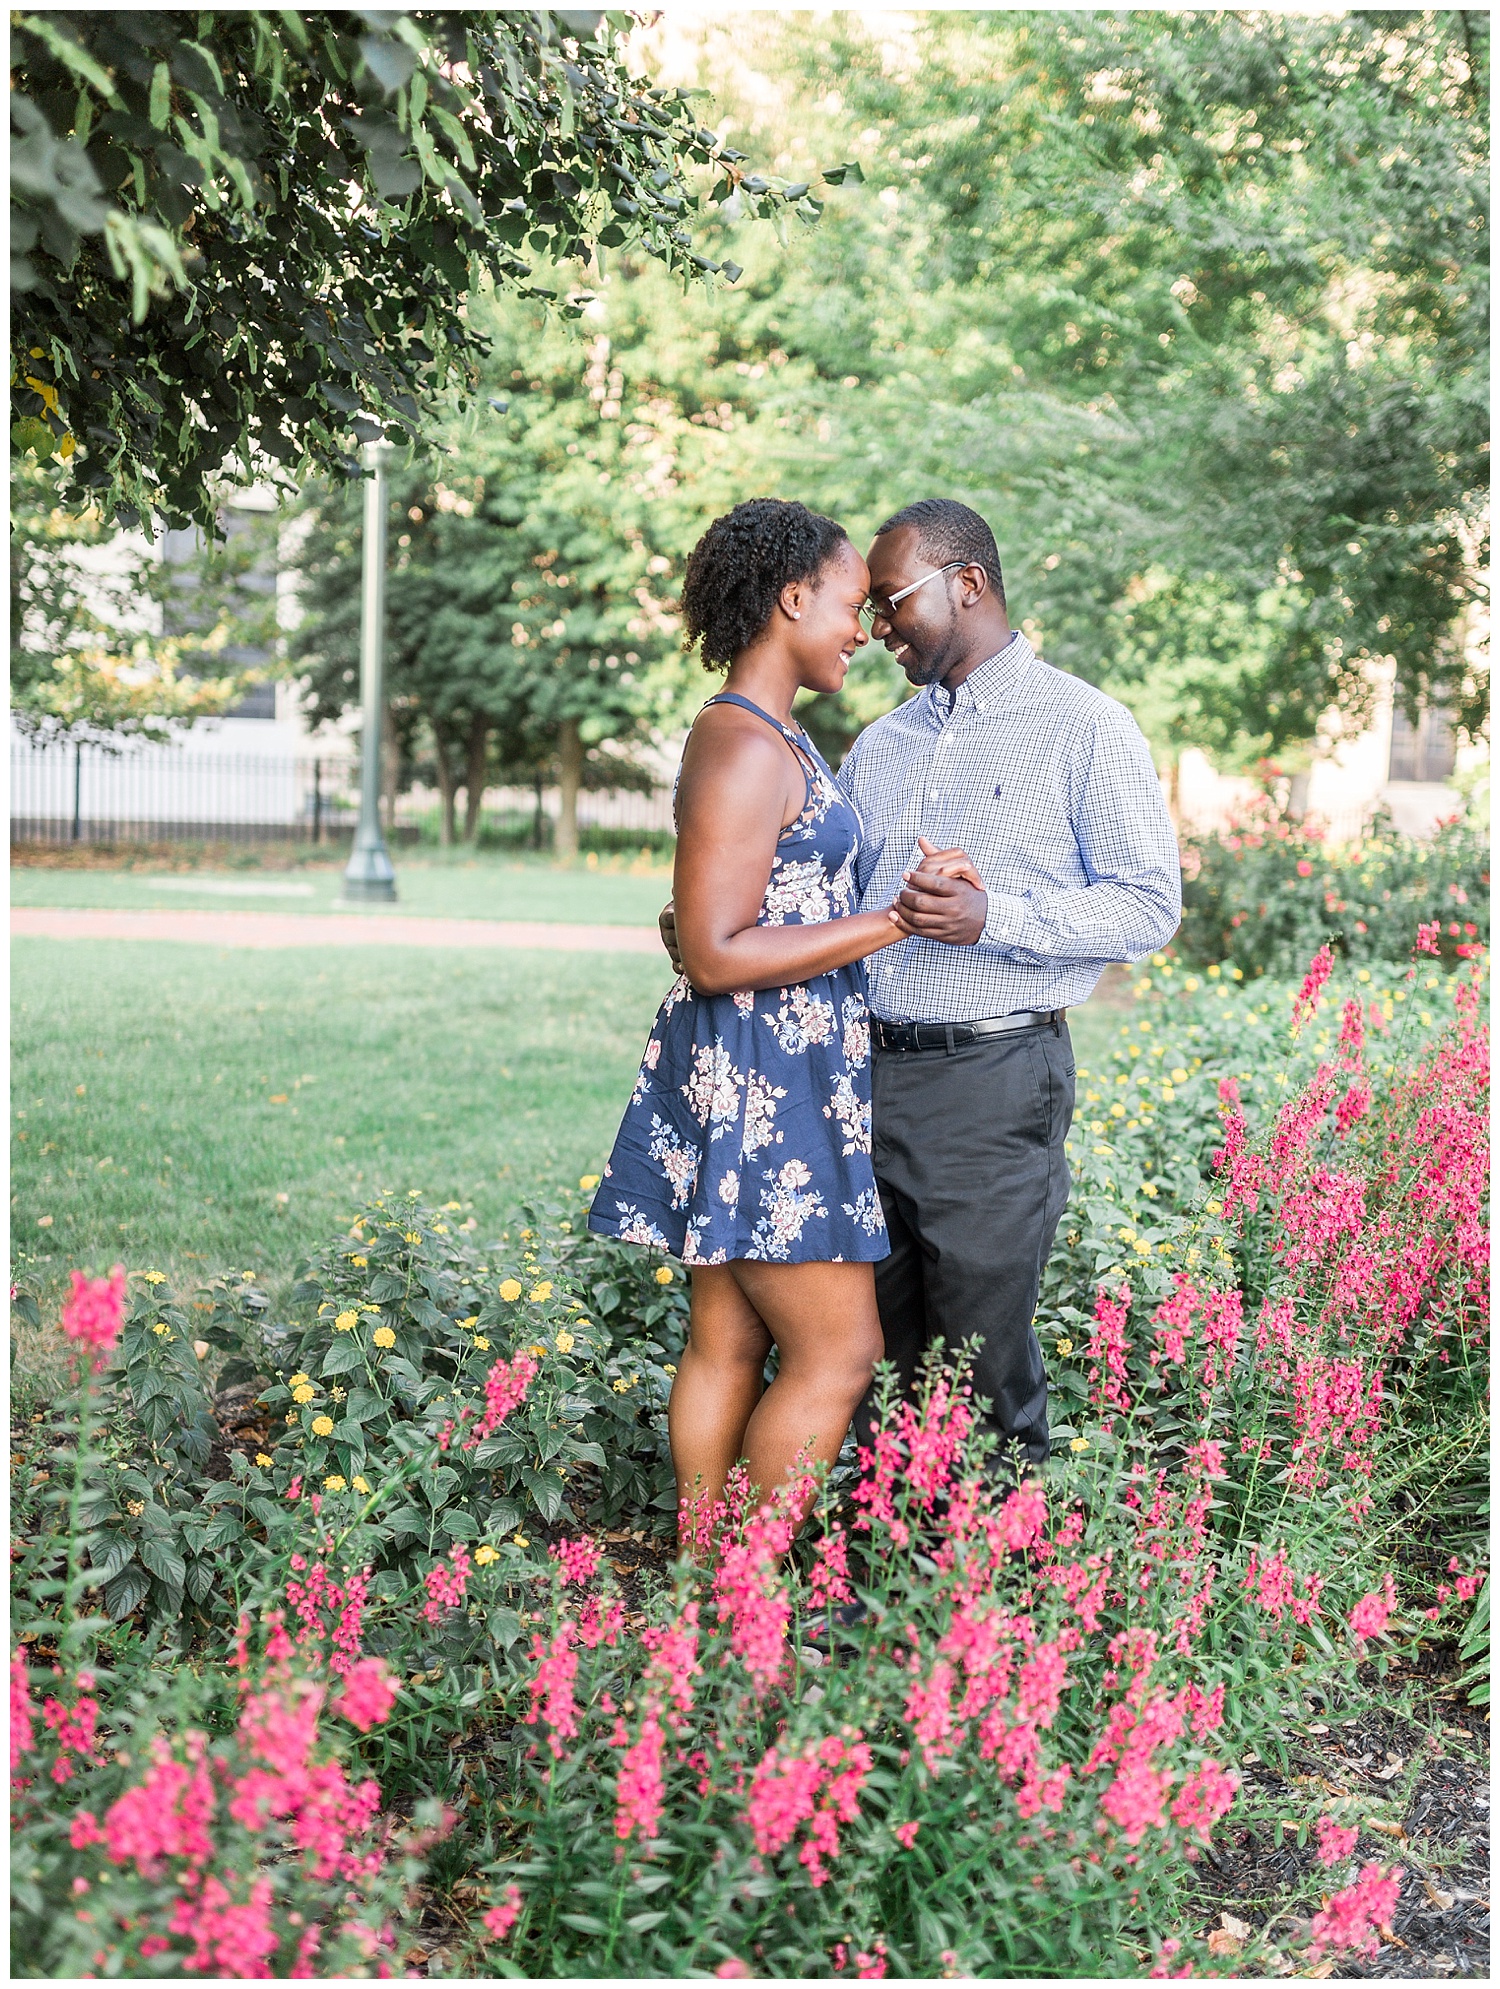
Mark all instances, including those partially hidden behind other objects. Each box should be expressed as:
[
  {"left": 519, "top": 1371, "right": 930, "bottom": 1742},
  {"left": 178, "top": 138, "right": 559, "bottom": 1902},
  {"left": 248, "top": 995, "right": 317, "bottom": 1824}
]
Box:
[{"left": 340, "top": 841, "right": 397, "bottom": 904}]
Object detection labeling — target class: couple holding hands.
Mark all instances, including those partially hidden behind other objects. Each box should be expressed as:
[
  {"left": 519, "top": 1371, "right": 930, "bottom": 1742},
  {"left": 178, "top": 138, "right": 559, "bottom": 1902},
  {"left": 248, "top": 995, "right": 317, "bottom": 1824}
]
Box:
[{"left": 588, "top": 496, "right": 1182, "bottom": 1533}]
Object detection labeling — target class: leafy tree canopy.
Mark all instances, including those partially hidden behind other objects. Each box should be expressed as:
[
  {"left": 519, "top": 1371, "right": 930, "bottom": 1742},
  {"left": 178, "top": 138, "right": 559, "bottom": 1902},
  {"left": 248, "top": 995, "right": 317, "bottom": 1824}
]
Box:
[
  {"left": 669, "top": 8, "right": 1488, "bottom": 761},
  {"left": 9, "top": 7, "right": 818, "bottom": 529}
]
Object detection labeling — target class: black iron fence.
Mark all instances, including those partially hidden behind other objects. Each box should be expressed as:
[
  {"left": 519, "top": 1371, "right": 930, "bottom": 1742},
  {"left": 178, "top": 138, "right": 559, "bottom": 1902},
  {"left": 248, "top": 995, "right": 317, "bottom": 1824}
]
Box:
[{"left": 9, "top": 738, "right": 679, "bottom": 848}]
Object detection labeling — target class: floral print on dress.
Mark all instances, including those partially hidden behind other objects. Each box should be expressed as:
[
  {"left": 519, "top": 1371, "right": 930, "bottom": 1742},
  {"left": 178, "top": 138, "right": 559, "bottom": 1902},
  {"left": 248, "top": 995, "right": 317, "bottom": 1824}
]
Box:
[
  {"left": 764, "top": 984, "right": 838, "bottom": 1056},
  {"left": 589, "top": 692, "right": 888, "bottom": 1266}
]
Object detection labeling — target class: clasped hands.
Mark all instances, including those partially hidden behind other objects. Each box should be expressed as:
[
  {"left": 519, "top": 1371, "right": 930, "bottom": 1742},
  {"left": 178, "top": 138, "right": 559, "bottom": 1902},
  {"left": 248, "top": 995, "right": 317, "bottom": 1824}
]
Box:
[
  {"left": 885, "top": 835, "right": 987, "bottom": 945},
  {"left": 657, "top": 836, "right": 986, "bottom": 970}
]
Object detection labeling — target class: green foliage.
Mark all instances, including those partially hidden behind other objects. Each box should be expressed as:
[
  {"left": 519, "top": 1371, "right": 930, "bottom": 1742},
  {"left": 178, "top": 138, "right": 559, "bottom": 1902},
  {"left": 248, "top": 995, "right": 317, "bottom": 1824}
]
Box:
[
  {"left": 1456, "top": 1573, "right": 1489, "bottom": 1705},
  {"left": 668, "top": 9, "right": 1488, "bottom": 757},
  {"left": 10, "top": 9, "right": 809, "bottom": 529},
  {"left": 9, "top": 459, "right": 280, "bottom": 742},
  {"left": 1177, "top": 813, "right": 1489, "bottom": 976}
]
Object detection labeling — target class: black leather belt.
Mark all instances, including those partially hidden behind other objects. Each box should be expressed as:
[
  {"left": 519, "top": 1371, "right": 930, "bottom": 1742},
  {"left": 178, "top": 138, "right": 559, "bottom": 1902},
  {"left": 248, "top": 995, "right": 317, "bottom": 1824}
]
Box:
[{"left": 871, "top": 1010, "right": 1065, "bottom": 1053}]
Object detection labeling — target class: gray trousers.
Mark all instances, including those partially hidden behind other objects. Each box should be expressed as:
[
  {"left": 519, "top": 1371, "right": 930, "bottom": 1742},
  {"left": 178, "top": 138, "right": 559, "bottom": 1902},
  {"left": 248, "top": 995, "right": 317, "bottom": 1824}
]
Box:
[{"left": 855, "top": 1020, "right": 1075, "bottom": 1470}]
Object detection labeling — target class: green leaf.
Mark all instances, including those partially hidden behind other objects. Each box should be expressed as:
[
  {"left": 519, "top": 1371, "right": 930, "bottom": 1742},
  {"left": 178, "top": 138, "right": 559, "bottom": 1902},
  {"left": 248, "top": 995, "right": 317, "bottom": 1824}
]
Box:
[
  {"left": 140, "top": 1536, "right": 187, "bottom": 1589},
  {"left": 149, "top": 61, "right": 172, "bottom": 130},
  {"left": 322, "top": 1338, "right": 369, "bottom": 1376},
  {"left": 16, "top": 17, "right": 119, "bottom": 97},
  {"left": 103, "top": 1561, "right": 151, "bottom": 1620},
  {"left": 360, "top": 34, "right": 418, "bottom": 95},
  {"left": 441, "top": 1508, "right": 479, "bottom": 1540},
  {"left": 820, "top": 160, "right": 865, "bottom": 185}
]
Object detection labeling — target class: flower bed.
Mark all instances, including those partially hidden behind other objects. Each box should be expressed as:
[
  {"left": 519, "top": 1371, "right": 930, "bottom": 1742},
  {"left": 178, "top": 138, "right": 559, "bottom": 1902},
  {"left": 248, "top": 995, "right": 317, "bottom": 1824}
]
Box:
[
  {"left": 10, "top": 938, "right": 1488, "bottom": 1977},
  {"left": 1177, "top": 809, "right": 1487, "bottom": 976}
]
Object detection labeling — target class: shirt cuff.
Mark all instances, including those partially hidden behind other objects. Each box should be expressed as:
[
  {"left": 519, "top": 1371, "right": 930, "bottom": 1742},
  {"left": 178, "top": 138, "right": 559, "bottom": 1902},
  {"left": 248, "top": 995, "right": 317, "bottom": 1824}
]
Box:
[{"left": 980, "top": 890, "right": 1031, "bottom": 953}]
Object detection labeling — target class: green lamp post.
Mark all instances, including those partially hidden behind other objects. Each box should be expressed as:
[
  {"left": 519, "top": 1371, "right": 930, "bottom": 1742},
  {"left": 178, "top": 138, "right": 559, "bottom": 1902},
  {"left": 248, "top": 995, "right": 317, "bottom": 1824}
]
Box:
[{"left": 341, "top": 440, "right": 398, "bottom": 903}]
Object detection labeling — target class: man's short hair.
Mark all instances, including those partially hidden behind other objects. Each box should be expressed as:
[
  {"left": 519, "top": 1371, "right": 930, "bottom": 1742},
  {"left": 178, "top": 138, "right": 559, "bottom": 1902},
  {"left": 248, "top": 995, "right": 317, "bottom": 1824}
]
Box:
[{"left": 873, "top": 498, "right": 1005, "bottom": 607}]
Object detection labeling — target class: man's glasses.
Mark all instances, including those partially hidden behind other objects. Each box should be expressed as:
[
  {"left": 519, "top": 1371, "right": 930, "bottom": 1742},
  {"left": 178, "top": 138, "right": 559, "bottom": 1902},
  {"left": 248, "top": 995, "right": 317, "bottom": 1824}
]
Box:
[{"left": 859, "top": 561, "right": 964, "bottom": 631}]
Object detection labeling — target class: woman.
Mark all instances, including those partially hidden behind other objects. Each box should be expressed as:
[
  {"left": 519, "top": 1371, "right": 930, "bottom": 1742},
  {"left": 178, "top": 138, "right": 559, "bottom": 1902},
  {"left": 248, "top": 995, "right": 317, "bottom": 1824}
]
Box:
[{"left": 588, "top": 499, "right": 905, "bottom": 1535}]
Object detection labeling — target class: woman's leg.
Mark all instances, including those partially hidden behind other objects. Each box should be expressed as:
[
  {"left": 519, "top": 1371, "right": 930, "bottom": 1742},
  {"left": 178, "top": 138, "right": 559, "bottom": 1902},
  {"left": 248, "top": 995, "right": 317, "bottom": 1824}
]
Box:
[
  {"left": 729, "top": 1260, "right": 884, "bottom": 1522},
  {"left": 668, "top": 1263, "right": 773, "bottom": 1534}
]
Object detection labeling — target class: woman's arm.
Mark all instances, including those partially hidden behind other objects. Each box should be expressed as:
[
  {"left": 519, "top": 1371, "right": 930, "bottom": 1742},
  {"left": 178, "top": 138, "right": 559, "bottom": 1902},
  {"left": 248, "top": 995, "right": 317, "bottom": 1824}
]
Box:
[{"left": 673, "top": 710, "right": 903, "bottom": 996}]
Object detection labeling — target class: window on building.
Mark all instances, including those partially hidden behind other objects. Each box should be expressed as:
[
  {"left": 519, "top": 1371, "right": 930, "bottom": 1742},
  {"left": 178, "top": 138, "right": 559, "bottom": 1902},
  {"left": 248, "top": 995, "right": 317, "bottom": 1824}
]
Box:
[
  {"left": 1388, "top": 702, "right": 1457, "bottom": 784},
  {"left": 161, "top": 505, "right": 279, "bottom": 719}
]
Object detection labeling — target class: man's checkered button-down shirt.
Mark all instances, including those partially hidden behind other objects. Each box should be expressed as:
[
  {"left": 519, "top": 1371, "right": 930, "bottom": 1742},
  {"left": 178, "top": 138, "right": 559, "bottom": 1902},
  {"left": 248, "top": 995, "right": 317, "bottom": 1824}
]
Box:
[{"left": 837, "top": 632, "right": 1182, "bottom": 1025}]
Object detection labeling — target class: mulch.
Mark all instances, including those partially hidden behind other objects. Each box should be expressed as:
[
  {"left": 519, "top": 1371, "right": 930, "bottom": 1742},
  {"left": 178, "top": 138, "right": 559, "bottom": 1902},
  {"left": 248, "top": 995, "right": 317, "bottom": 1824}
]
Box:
[{"left": 1186, "top": 1653, "right": 1489, "bottom": 1977}]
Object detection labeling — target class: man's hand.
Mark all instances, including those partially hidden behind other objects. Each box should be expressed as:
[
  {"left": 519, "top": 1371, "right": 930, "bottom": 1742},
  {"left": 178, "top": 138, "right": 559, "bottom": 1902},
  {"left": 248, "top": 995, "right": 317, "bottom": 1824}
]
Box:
[
  {"left": 895, "top": 839, "right": 987, "bottom": 945},
  {"left": 659, "top": 900, "right": 684, "bottom": 974}
]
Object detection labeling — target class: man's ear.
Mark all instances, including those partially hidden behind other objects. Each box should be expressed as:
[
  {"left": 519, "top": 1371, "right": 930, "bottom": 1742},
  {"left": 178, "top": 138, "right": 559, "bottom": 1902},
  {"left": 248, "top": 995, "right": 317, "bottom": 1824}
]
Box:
[{"left": 959, "top": 562, "right": 988, "bottom": 605}]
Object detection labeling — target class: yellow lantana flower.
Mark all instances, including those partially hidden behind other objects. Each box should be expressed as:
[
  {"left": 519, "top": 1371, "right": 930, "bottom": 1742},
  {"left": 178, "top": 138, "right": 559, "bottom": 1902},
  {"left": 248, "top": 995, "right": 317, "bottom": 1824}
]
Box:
[
  {"left": 255, "top": 1453, "right": 274, "bottom": 1467},
  {"left": 292, "top": 1384, "right": 315, "bottom": 1405},
  {"left": 1070, "top": 1437, "right": 1090, "bottom": 1453},
  {"left": 334, "top": 1310, "right": 359, "bottom": 1333},
  {"left": 499, "top": 1279, "right": 523, "bottom": 1302},
  {"left": 473, "top": 1336, "right": 490, "bottom": 1351},
  {"left": 555, "top": 1332, "right": 575, "bottom": 1355},
  {"left": 459, "top": 1315, "right": 479, "bottom": 1329},
  {"left": 142, "top": 1271, "right": 167, "bottom": 1286},
  {"left": 351, "top": 1255, "right": 368, "bottom": 1267},
  {"left": 351, "top": 1475, "right": 370, "bottom": 1494},
  {"left": 152, "top": 1322, "right": 171, "bottom": 1337},
  {"left": 373, "top": 1326, "right": 396, "bottom": 1349},
  {"left": 512, "top": 1533, "right": 529, "bottom": 1548},
  {"left": 529, "top": 1281, "right": 553, "bottom": 1302},
  {"left": 655, "top": 1267, "right": 674, "bottom": 1285},
  {"left": 475, "top": 1545, "right": 500, "bottom": 1566},
  {"left": 323, "top": 1474, "right": 347, "bottom": 1492},
  {"left": 1055, "top": 1339, "right": 1073, "bottom": 1358},
  {"left": 311, "top": 1415, "right": 335, "bottom": 1437},
  {"left": 290, "top": 1372, "right": 312, "bottom": 1386},
  {"left": 579, "top": 1174, "right": 600, "bottom": 1191}
]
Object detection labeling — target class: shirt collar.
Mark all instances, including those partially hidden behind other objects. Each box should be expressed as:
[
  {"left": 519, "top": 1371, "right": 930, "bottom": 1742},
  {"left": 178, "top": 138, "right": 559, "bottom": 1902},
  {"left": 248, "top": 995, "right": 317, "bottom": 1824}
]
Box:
[{"left": 924, "top": 630, "right": 1033, "bottom": 722}]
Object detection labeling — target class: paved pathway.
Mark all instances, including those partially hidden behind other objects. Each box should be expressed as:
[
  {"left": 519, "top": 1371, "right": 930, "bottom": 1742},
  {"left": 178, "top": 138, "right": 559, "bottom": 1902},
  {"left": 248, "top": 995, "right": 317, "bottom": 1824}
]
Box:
[{"left": 12, "top": 905, "right": 663, "bottom": 955}]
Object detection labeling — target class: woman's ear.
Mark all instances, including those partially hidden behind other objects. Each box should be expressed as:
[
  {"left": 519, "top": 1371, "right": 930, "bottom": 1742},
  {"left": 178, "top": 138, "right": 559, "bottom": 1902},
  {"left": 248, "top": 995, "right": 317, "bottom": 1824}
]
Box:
[{"left": 779, "top": 582, "right": 804, "bottom": 623}]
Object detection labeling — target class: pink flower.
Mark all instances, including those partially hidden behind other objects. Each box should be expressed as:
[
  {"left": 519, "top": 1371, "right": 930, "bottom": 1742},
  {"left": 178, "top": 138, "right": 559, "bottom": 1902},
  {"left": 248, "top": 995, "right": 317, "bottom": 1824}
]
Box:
[
  {"left": 550, "top": 1536, "right": 602, "bottom": 1586},
  {"left": 809, "top": 1525, "right": 854, "bottom": 1609},
  {"left": 61, "top": 1264, "right": 125, "bottom": 1369},
  {"left": 422, "top": 1544, "right": 472, "bottom": 1625},
  {"left": 524, "top": 1622, "right": 580, "bottom": 1759},
  {"left": 1296, "top": 859, "right": 1314, "bottom": 877},
  {"left": 333, "top": 1657, "right": 397, "bottom": 1733},
  {"left": 466, "top": 1353, "right": 539, "bottom": 1447},
  {"left": 893, "top": 1820, "right": 920, "bottom": 1849},
  {"left": 1309, "top": 1862, "right": 1401, "bottom": 1959},
  {"left": 1293, "top": 943, "right": 1335, "bottom": 1028},
  {"left": 854, "top": 1938, "right": 889, "bottom": 1979},
  {"left": 481, "top": 1884, "right": 523, "bottom": 1941},
  {"left": 1349, "top": 1574, "right": 1396, "bottom": 1643},
  {"left": 1315, "top": 1814, "right": 1359, "bottom": 1865},
  {"left": 1416, "top": 920, "right": 1442, "bottom": 956},
  {"left": 746, "top": 1733, "right": 872, "bottom": 1886},
  {"left": 714, "top": 1961, "right": 753, "bottom": 1978},
  {"left": 614, "top": 1709, "right": 666, "bottom": 1843},
  {"left": 11, "top": 1651, "right": 34, "bottom": 1780},
  {"left": 1170, "top": 1761, "right": 1237, "bottom": 1841}
]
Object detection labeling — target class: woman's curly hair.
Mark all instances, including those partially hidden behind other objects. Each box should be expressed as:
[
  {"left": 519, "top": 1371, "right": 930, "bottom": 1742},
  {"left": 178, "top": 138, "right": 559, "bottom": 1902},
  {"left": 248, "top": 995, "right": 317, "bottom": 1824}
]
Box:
[{"left": 680, "top": 498, "right": 849, "bottom": 669}]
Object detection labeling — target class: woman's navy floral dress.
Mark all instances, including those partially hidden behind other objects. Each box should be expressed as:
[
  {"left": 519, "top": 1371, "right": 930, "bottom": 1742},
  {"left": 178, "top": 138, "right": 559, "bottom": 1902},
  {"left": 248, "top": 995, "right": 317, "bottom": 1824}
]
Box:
[{"left": 588, "top": 693, "right": 889, "bottom": 1267}]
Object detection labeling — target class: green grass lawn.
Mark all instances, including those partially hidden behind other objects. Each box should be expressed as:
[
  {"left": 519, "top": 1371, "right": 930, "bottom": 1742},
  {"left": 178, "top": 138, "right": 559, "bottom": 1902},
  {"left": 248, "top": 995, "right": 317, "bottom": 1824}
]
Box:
[
  {"left": 12, "top": 938, "right": 673, "bottom": 1308},
  {"left": 10, "top": 848, "right": 674, "bottom": 925}
]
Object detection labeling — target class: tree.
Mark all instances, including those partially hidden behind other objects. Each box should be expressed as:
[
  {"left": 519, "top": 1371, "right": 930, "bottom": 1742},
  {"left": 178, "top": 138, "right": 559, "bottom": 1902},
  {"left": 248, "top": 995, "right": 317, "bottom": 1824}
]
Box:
[
  {"left": 10, "top": 457, "right": 278, "bottom": 743},
  {"left": 807, "top": 9, "right": 1490, "bottom": 755},
  {"left": 10, "top": 8, "right": 816, "bottom": 529},
  {"left": 290, "top": 286, "right": 707, "bottom": 853},
  {"left": 650, "top": 10, "right": 1487, "bottom": 765}
]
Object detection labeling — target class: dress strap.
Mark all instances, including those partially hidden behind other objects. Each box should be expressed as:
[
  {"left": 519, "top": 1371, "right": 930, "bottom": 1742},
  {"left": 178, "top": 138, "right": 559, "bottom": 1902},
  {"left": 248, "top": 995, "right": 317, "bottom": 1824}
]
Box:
[{"left": 699, "top": 692, "right": 817, "bottom": 804}]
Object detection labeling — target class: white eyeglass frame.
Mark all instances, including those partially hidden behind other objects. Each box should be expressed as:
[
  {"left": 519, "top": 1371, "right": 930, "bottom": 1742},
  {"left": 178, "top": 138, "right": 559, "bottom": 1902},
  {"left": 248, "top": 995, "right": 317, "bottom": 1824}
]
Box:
[{"left": 861, "top": 561, "right": 965, "bottom": 629}]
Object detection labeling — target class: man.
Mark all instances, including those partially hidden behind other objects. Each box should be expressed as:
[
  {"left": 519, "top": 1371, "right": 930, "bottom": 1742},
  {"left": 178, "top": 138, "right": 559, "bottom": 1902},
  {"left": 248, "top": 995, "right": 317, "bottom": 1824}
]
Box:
[
  {"left": 841, "top": 498, "right": 1180, "bottom": 1467},
  {"left": 662, "top": 496, "right": 1180, "bottom": 1469}
]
